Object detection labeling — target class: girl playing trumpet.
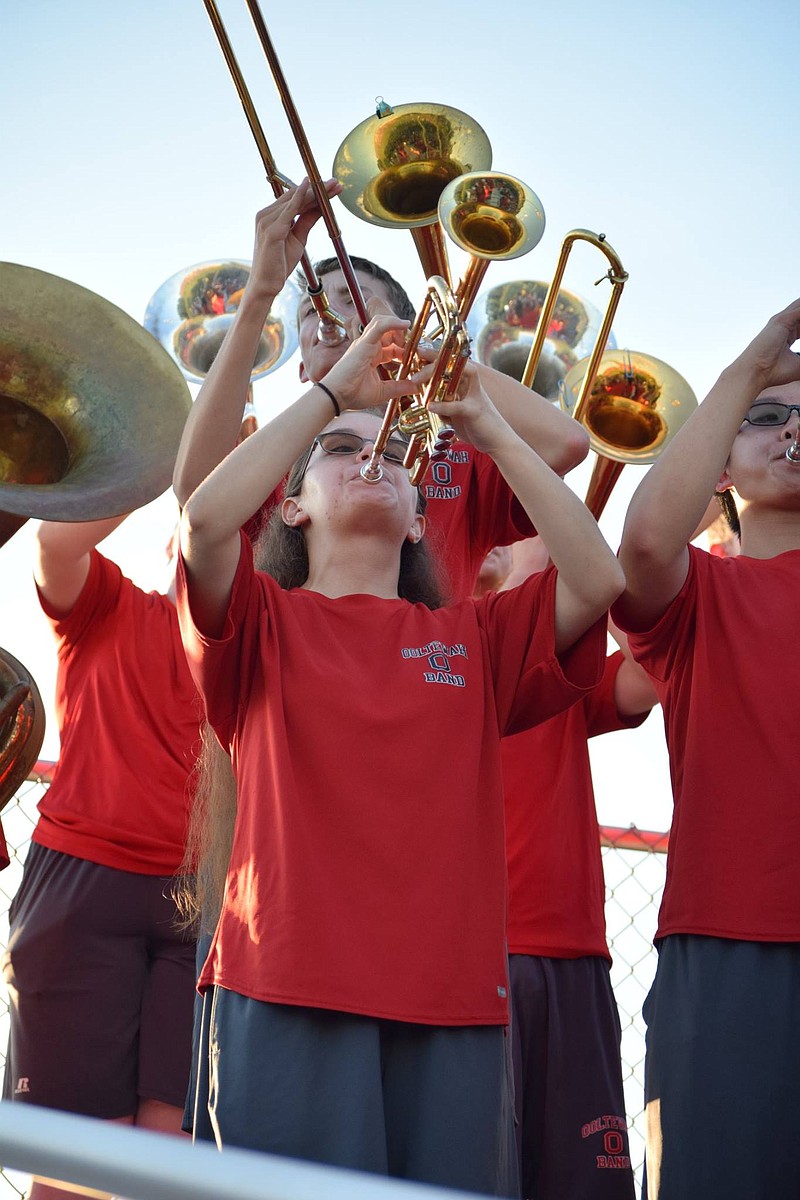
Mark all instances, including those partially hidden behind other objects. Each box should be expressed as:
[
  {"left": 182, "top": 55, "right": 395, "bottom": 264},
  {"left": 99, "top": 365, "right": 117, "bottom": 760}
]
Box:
[{"left": 176, "top": 309, "right": 623, "bottom": 1193}]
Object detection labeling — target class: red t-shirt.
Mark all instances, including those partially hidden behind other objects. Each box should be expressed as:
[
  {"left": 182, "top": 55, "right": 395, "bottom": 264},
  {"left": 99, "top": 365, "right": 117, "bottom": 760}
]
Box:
[
  {"left": 422, "top": 440, "right": 535, "bottom": 600},
  {"left": 504, "top": 651, "right": 649, "bottom": 960},
  {"left": 177, "top": 536, "right": 605, "bottom": 1025},
  {"left": 33, "top": 551, "right": 202, "bottom": 874},
  {"left": 614, "top": 545, "right": 800, "bottom": 942}
]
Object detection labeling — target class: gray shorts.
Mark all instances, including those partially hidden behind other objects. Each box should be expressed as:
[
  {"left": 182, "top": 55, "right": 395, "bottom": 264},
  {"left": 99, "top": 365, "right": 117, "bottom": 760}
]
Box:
[
  {"left": 197, "top": 986, "right": 519, "bottom": 1196},
  {"left": 643, "top": 934, "right": 800, "bottom": 1199}
]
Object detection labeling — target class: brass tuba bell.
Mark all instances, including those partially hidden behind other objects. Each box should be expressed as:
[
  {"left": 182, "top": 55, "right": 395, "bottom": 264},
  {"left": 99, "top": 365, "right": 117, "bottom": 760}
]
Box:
[{"left": 0, "top": 262, "right": 192, "bottom": 547}]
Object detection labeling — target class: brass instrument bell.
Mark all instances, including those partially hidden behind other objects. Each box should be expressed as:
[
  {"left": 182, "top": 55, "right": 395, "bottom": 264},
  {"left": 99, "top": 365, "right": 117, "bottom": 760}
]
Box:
[
  {"left": 0, "top": 262, "right": 192, "bottom": 547},
  {"left": 561, "top": 349, "right": 698, "bottom": 516},
  {"left": 0, "top": 648, "right": 46, "bottom": 812},
  {"left": 333, "top": 100, "right": 494, "bottom": 282},
  {"left": 561, "top": 350, "right": 697, "bottom": 463},
  {"left": 467, "top": 280, "right": 617, "bottom": 399},
  {"left": 144, "top": 260, "right": 298, "bottom": 383},
  {"left": 333, "top": 100, "right": 492, "bottom": 229}
]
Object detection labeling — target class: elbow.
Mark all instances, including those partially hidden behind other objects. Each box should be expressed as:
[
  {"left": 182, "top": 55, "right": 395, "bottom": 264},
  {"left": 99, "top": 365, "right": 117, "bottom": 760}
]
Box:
[
  {"left": 618, "top": 520, "right": 671, "bottom": 580},
  {"left": 172, "top": 456, "right": 192, "bottom": 509},
  {"left": 180, "top": 490, "right": 216, "bottom": 550},
  {"left": 555, "top": 422, "right": 590, "bottom": 475},
  {"left": 594, "top": 556, "right": 626, "bottom": 614}
]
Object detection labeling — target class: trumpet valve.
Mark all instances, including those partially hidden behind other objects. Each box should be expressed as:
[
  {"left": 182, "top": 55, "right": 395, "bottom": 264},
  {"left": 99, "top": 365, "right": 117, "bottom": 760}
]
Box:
[
  {"left": 397, "top": 403, "right": 434, "bottom": 438},
  {"left": 785, "top": 440, "right": 800, "bottom": 463},
  {"left": 432, "top": 427, "right": 456, "bottom": 457}
]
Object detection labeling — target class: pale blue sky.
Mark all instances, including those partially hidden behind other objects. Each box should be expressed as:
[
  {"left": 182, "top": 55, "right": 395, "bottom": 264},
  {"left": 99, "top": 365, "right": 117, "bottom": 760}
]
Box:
[{"left": 2, "top": 0, "right": 799, "bottom": 826}]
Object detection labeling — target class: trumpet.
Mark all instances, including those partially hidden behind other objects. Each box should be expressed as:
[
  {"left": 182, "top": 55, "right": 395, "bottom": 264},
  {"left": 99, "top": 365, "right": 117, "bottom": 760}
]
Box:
[
  {"left": 360, "top": 277, "right": 469, "bottom": 486},
  {"left": 356, "top": 170, "right": 546, "bottom": 484}
]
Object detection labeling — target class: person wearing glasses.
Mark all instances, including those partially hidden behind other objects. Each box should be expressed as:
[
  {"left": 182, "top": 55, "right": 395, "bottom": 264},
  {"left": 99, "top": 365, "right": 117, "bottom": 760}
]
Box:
[
  {"left": 173, "top": 181, "right": 591, "bottom": 1144},
  {"left": 175, "top": 309, "right": 624, "bottom": 1193},
  {"left": 613, "top": 299, "right": 800, "bottom": 1200}
]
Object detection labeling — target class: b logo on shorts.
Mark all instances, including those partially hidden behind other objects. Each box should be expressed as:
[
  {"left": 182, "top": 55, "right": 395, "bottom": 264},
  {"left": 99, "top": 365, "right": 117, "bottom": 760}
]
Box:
[{"left": 14, "top": 1077, "right": 30, "bottom": 1094}]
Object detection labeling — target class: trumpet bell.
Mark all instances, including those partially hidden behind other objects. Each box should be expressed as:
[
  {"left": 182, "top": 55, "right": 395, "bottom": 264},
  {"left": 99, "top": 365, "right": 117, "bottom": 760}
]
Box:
[
  {"left": 466, "top": 280, "right": 617, "bottom": 399},
  {"left": 0, "top": 648, "right": 45, "bottom": 811},
  {"left": 0, "top": 262, "right": 191, "bottom": 545},
  {"left": 561, "top": 349, "right": 697, "bottom": 464},
  {"left": 333, "top": 101, "right": 493, "bottom": 229},
  {"left": 144, "top": 261, "right": 298, "bottom": 383}
]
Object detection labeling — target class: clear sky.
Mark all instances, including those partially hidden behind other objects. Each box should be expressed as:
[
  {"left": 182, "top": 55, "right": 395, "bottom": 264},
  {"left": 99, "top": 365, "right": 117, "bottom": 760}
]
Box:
[{"left": 2, "top": 0, "right": 799, "bottom": 831}]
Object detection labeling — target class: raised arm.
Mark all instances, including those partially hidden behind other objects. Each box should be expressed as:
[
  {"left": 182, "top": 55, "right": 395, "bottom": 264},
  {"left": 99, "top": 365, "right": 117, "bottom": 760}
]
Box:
[
  {"left": 616, "top": 298, "right": 800, "bottom": 630},
  {"left": 173, "top": 181, "right": 337, "bottom": 507},
  {"left": 472, "top": 361, "right": 589, "bottom": 476},
  {"left": 179, "top": 314, "right": 416, "bottom": 637},
  {"left": 430, "top": 371, "right": 624, "bottom": 652},
  {"left": 35, "top": 515, "right": 129, "bottom": 613}
]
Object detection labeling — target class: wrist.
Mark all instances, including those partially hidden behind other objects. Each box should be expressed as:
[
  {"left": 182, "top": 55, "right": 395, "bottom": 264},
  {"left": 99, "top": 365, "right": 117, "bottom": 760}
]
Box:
[
  {"left": 718, "top": 356, "right": 773, "bottom": 399},
  {"left": 240, "top": 281, "right": 280, "bottom": 316}
]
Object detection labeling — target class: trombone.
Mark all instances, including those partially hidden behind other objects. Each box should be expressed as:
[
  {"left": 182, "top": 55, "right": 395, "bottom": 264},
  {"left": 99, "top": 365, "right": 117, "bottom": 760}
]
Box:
[{"left": 202, "top": 0, "right": 373, "bottom": 340}]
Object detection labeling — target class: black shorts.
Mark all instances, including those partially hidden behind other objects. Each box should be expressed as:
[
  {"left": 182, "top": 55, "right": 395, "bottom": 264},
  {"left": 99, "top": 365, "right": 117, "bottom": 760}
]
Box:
[
  {"left": 2, "top": 842, "right": 196, "bottom": 1118},
  {"left": 642, "top": 934, "right": 800, "bottom": 1200},
  {"left": 196, "top": 986, "right": 519, "bottom": 1197},
  {"left": 509, "top": 954, "right": 634, "bottom": 1200}
]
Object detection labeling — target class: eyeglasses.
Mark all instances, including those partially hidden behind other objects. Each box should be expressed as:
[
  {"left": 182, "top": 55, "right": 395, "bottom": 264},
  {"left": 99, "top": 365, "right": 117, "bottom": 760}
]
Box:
[
  {"left": 311, "top": 430, "right": 410, "bottom": 465},
  {"left": 743, "top": 401, "right": 800, "bottom": 427}
]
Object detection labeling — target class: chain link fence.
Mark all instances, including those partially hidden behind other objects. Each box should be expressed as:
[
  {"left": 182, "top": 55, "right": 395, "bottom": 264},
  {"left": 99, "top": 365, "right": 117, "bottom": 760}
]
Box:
[{"left": 0, "top": 768, "right": 667, "bottom": 1198}]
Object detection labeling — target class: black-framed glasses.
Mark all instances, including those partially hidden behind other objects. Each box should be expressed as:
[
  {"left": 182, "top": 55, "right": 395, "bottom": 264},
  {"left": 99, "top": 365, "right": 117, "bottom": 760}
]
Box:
[
  {"left": 311, "top": 430, "right": 410, "bottom": 465},
  {"left": 743, "top": 401, "right": 800, "bottom": 427}
]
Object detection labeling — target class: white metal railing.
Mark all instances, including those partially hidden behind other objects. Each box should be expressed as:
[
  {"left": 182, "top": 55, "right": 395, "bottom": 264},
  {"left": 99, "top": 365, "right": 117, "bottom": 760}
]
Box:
[{"left": 0, "top": 1102, "right": 492, "bottom": 1200}]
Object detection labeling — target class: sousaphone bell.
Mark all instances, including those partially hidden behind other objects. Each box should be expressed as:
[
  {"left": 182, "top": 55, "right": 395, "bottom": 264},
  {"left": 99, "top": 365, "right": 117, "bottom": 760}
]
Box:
[{"left": 0, "top": 262, "right": 192, "bottom": 548}]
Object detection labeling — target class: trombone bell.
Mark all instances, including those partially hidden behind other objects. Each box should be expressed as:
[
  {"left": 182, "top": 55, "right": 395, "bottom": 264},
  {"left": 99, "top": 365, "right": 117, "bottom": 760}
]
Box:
[{"left": 561, "top": 350, "right": 697, "bottom": 465}]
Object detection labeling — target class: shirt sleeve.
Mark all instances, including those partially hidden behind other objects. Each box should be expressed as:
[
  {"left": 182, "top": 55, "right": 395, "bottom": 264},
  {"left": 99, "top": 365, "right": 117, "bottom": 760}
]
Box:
[
  {"left": 611, "top": 546, "right": 701, "bottom": 685},
  {"left": 478, "top": 566, "right": 606, "bottom": 736},
  {"left": 583, "top": 649, "right": 652, "bottom": 738},
  {"left": 37, "top": 551, "right": 123, "bottom": 651},
  {"left": 176, "top": 531, "right": 268, "bottom": 747}
]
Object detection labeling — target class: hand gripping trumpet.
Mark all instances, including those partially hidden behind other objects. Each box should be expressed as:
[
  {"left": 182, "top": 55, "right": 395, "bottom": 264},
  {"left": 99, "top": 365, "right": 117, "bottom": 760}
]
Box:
[{"left": 360, "top": 277, "right": 471, "bottom": 487}]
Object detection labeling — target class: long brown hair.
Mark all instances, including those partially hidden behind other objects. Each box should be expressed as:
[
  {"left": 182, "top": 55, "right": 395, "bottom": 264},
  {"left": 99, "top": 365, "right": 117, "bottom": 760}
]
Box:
[{"left": 175, "top": 429, "right": 449, "bottom": 931}]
